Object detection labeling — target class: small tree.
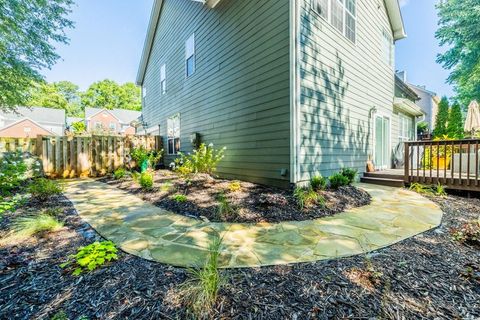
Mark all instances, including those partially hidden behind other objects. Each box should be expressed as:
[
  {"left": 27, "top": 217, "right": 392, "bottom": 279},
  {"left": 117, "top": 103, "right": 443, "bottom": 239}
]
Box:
[
  {"left": 433, "top": 97, "right": 450, "bottom": 138},
  {"left": 447, "top": 102, "right": 464, "bottom": 138}
]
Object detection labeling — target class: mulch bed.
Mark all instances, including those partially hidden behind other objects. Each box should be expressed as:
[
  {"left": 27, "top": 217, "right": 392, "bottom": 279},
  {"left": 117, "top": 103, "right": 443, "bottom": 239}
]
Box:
[
  {"left": 0, "top": 189, "right": 479, "bottom": 319},
  {"left": 99, "top": 170, "right": 371, "bottom": 223}
]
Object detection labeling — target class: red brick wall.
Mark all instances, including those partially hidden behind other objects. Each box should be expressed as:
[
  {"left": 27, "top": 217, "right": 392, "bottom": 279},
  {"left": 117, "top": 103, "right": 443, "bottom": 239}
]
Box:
[
  {"left": 88, "top": 111, "right": 120, "bottom": 132},
  {"left": 0, "top": 119, "right": 53, "bottom": 138}
]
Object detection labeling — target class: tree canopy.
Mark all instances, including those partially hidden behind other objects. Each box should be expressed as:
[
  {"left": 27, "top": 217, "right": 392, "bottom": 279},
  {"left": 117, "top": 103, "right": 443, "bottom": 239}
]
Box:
[
  {"left": 436, "top": 0, "right": 480, "bottom": 106},
  {"left": 81, "top": 80, "right": 141, "bottom": 111},
  {"left": 433, "top": 97, "right": 450, "bottom": 137},
  {"left": 0, "top": 0, "right": 74, "bottom": 112},
  {"left": 27, "top": 81, "right": 82, "bottom": 116}
]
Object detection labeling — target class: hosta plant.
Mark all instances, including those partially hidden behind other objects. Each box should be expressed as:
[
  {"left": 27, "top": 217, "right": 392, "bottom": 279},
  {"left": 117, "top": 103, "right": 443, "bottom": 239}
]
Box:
[{"left": 60, "top": 241, "right": 119, "bottom": 276}]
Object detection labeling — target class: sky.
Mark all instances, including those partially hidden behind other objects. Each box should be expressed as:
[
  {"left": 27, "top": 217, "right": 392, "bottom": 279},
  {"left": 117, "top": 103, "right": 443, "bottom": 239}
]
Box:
[{"left": 44, "top": 0, "right": 454, "bottom": 97}]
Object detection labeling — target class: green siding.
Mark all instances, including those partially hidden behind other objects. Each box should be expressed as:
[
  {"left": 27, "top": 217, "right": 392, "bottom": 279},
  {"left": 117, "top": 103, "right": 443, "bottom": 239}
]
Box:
[
  {"left": 142, "top": 0, "right": 291, "bottom": 187},
  {"left": 297, "top": 0, "right": 397, "bottom": 182}
]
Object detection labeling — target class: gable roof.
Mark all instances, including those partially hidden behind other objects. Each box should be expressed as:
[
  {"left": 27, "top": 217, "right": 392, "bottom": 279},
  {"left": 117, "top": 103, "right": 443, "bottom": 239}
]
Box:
[
  {"left": 85, "top": 107, "right": 141, "bottom": 125},
  {"left": 0, "top": 117, "right": 57, "bottom": 136},
  {"left": 136, "top": 0, "right": 406, "bottom": 85},
  {"left": 0, "top": 106, "right": 65, "bottom": 125}
]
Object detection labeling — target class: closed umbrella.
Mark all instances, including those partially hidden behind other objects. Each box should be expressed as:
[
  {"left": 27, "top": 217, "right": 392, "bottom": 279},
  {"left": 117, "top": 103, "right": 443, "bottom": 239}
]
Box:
[{"left": 464, "top": 100, "right": 480, "bottom": 134}]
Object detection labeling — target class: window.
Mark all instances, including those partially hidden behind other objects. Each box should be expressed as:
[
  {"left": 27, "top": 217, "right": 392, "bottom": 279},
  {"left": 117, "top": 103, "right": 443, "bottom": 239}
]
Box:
[
  {"left": 160, "top": 64, "right": 166, "bottom": 94},
  {"left": 382, "top": 29, "right": 394, "bottom": 67},
  {"left": 399, "top": 114, "right": 414, "bottom": 142},
  {"left": 95, "top": 122, "right": 102, "bottom": 130},
  {"left": 185, "top": 34, "right": 196, "bottom": 77},
  {"left": 312, "top": 0, "right": 356, "bottom": 43},
  {"left": 109, "top": 122, "right": 116, "bottom": 131},
  {"left": 142, "top": 87, "right": 147, "bottom": 98},
  {"left": 167, "top": 114, "right": 180, "bottom": 155}
]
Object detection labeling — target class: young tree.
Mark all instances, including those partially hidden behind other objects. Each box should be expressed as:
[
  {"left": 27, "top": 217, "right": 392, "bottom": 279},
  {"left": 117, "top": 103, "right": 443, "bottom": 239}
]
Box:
[
  {"left": 447, "top": 102, "right": 464, "bottom": 138},
  {"left": 436, "top": 0, "right": 480, "bottom": 106},
  {"left": 0, "top": 0, "right": 74, "bottom": 112},
  {"left": 433, "top": 97, "right": 450, "bottom": 138},
  {"left": 81, "top": 80, "right": 141, "bottom": 111}
]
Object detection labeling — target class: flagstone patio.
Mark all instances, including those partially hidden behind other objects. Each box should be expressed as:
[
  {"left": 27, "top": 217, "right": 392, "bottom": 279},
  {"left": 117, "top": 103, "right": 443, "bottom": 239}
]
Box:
[{"left": 63, "top": 179, "right": 443, "bottom": 268}]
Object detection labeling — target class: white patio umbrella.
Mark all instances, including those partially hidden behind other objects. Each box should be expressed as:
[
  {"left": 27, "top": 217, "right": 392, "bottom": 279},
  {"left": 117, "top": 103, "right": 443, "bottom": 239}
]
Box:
[{"left": 464, "top": 100, "right": 480, "bottom": 133}]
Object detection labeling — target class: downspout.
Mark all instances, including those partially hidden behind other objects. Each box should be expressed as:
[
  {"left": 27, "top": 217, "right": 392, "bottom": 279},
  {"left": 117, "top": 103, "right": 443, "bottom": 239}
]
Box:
[{"left": 289, "top": 0, "right": 300, "bottom": 185}]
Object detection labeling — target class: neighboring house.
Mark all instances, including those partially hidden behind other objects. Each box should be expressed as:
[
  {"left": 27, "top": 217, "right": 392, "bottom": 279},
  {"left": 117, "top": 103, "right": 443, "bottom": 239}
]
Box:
[
  {"left": 396, "top": 71, "right": 439, "bottom": 132},
  {"left": 84, "top": 108, "right": 141, "bottom": 135},
  {"left": 0, "top": 107, "right": 65, "bottom": 138},
  {"left": 137, "top": 0, "right": 406, "bottom": 187}
]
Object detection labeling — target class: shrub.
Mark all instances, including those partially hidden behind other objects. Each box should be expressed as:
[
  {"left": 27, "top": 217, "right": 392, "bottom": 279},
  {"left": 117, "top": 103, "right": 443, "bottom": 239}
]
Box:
[
  {"left": 139, "top": 171, "right": 154, "bottom": 190},
  {"left": 216, "top": 193, "right": 237, "bottom": 220},
  {"left": 293, "top": 186, "right": 325, "bottom": 209},
  {"left": 13, "top": 214, "right": 63, "bottom": 237},
  {"left": 28, "top": 178, "right": 64, "bottom": 201},
  {"left": 131, "top": 146, "right": 163, "bottom": 171},
  {"left": 171, "top": 194, "right": 188, "bottom": 203},
  {"left": 160, "top": 181, "right": 173, "bottom": 192},
  {"left": 227, "top": 181, "right": 242, "bottom": 193},
  {"left": 0, "top": 152, "right": 28, "bottom": 196},
  {"left": 450, "top": 220, "right": 480, "bottom": 246},
  {"left": 113, "top": 168, "right": 127, "bottom": 180},
  {"left": 175, "top": 143, "right": 226, "bottom": 175},
  {"left": 329, "top": 172, "right": 350, "bottom": 190},
  {"left": 340, "top": 168, "right": 358, "bottom": 184},
  {"left": 178, "top": 235, "right": 224, "bottom": 318},
  {"left": 310, "top": 175, "right": 328, "bottom": 191},
  {"left": 60, "top": 241, "right": 119, "bottom": 276},
  {"left": 0, "top": 195, "right": 26, "bottom": 218}
]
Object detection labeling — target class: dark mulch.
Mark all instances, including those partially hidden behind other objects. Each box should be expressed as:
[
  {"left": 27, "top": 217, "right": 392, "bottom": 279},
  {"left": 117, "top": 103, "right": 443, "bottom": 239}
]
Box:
[
  {"left": 99, "top": 170, "right": 371, "bottom": 223},
  {"left": 0, "top": 190, "right": 479, "bottom": 319}
]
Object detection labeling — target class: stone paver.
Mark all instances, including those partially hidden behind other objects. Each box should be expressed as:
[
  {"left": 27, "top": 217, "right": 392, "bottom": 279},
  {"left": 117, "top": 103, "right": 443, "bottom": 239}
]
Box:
[{"left": 63, "top": 179, "right": 443, "bottom": 268}]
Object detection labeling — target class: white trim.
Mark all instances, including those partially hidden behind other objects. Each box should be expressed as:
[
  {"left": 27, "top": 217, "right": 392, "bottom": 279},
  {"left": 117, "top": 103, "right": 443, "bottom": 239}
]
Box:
[
  {"left": 0, "top": 117, "right": 57, "bottom": 136},
  {"left": 86, "top": 109, "right": 122, "bottom": 123},
  {"left": 290, "top": 0, "right": 301, "bottom": 184},
  {"left": 373, "top": 113, "right": 392, "bottom": 170}
]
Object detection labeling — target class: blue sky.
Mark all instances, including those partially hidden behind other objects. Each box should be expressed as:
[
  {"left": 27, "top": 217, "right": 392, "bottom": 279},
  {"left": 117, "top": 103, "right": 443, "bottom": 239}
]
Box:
[{"left": 44, "top": 0, "right": 454, "bottom": 97}]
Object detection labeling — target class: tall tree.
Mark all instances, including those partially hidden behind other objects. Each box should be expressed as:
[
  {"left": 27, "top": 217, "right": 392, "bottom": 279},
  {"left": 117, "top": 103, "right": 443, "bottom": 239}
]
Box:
[
  {"left": 433, "top": 97, "right": 450, "bottom": 138},
  {"left": 436, "top": 0, "right": 480, "bottom": 106},
  {"left": 27, "top": 81, "right": 82, "bottom": 116},
  {"left": 0, "top": 0, "right": 74, "bottom": 111},
  {"left": 81, "top": 80, "right": 141, "bottom": 111},
  {"left": 447, "top": 102, "right": 464, "bottom": 138}
]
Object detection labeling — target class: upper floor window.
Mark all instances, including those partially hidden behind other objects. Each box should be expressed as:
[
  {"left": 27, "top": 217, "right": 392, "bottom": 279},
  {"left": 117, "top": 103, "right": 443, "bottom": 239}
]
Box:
[
  {"left": 312, "top": 0, "right": 356, "bottom": 43},
  {"left": 160, "top": 64, "right": 166, "bottom": 94},
  {"left": 142, "top": 87, "right": 147, "bottom": 98},
  {"left": 167, "top": 114, "right": 180, "bottom": 155},
  {"left": 382, "top": 29, "right": 394, "bottom": 67},
  {"left": 185, "top": 34, "right": 196, "bottom": 78},
  {"left": 399, "top": 113, "right": 414, "bottom": 142},
  {"left": 109, "top": 122, "right": 116, "bottom": 131}
]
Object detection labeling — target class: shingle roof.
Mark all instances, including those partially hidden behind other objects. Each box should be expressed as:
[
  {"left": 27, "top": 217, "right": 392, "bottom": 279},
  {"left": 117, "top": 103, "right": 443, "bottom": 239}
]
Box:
[
  {"left": 85, "top": 107, "right": 141, "bottom": 124},
  {"left": 0, "top": 106, "right": 65, "bottom": 125}
]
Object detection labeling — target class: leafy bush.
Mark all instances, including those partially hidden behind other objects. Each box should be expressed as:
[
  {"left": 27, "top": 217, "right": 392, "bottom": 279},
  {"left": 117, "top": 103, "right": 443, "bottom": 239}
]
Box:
[
  {"left": 340, "top": 168, "right": 358, "bottom": 184},
  {"left": 139, "top": 171, "right": 154, "bottom": 190},
  {"left": 113, "top": 168, "right": 127, "bottom": 180},
  {"left": 227, "top": 181, "right": 242, "bottom": 193},
  {"left": 310, "top": 175, "right": 327, "bottom": 191},
  {"left": 171, "top": 194, "right": 188, "bottom": 203},
  {"left": 178, "top": 235, "right": 224, "bottom": 318},
  {"left": 130, "top": 146, "right": 163, "bottom": 170},
  {"left": 28, "top": 178, "right": 64, "bottom": 201},
  {"left": 328, "top": 172, "right": 350, "bottom": 190},
  {"left": 450, "top": 220, "right": 480, "bottom": 246},
  {"left": 13, "top": 214, "right": 63, "bottom": 237},
  {"left": 0, "top": 152, "right": 28, "bottom": 196},
  {"left": 175, "top": 143, "right": 226, "bottom": 175},
  {"left": 60, "top": 241, "right": 119, "bottom": 276},
  {"left": 293, "top": 186, "right": 325, "bottom": 209},
  {"left": 215, "top": 193, "right": 237, "bottom": 220},
  {"left": 0, "top": 195, "right": 26, "bottom": 218}
]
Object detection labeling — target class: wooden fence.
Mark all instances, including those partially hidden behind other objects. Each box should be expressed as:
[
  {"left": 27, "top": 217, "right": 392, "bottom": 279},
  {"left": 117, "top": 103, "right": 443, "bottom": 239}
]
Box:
[
  {"left": 405, "top": 139, "right": 480, "bottom": 191},
  {"left": 1, "top": 135, "right": 162, "bottom": 178}
]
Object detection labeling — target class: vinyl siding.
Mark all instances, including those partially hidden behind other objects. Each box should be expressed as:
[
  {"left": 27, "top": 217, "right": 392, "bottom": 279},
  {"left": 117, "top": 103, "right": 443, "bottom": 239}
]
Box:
[
  {"left": 297, "top": 0, "right": 397, "bottom": 182},
  {"left": 142, "top": 0, "right": 291, "bottom": 187}
]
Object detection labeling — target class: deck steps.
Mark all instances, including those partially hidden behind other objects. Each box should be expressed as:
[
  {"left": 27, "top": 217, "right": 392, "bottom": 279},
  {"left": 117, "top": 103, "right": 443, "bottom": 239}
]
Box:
[{"left": 360, "top": 175, "right": 405, "bottom": 188}]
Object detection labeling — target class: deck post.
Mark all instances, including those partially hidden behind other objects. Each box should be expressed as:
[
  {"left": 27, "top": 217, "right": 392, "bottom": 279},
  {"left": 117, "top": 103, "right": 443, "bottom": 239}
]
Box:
[{"left": 404, "top": 142, "right": 410, "bottom": 183}]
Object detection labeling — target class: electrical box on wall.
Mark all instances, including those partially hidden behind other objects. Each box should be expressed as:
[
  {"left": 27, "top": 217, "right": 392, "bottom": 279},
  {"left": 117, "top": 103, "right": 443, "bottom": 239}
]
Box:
[{"left": 190, "top": 132, "right": 201, "bottom": 148}]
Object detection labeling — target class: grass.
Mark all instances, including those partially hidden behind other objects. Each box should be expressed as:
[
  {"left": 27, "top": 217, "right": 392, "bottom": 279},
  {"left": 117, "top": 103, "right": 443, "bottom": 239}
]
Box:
[
  {"left": 12, "top": 214, "right": 63, "bottom": 237},
  {"left": 409, "top": 182, "right": 447, "bottom": 197},
  {"left": 178, "top": 235, "right": 224, "bottom": 319},
  {"left": 293, "top": 186, "right": 325, "bottom": 210},
  {"left": 215, "top": 193, "right": 237, "bottom": 220}
]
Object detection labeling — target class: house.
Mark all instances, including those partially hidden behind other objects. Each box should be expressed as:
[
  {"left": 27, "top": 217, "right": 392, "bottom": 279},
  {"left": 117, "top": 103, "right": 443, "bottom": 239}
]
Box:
[
  {"left": 0, "top": 107, "right": 65, "bottom": 138},
  {"left": 137, "top": 0, "right": 406, "bottom": 187},
  {"left": 396, "top": 71, "right": 439, "bottom": 132},
  {"left": 84, "top": 107, "right": 141, "bottom": 135}
]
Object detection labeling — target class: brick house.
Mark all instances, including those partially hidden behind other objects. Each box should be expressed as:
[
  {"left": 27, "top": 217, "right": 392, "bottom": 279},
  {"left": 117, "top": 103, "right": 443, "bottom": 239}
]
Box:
[
  {"left": 84, "top": 108, "right": 141, "bottom": 135},
  {"left": 0, "top": 107, "right": 66, "bottom": 138}
]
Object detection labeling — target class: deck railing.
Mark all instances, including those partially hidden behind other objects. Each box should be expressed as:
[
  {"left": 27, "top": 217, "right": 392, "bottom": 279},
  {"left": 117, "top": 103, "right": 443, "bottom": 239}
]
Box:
[{"left": 404, "top": 139, "right": 480, "bottom": 191}]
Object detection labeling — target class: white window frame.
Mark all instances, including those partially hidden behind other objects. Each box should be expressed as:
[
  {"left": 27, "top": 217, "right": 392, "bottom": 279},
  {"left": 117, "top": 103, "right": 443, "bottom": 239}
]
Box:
[
  {"left": 382, "top": 29, "right": 394, "bottom": 67},
  {"left": 142, "top": 86, "right": 147, "bottom": 98},
  {"left": 185, "top": 34, "right": 196, "bottom": 78},
  {"left": 160, "top": 64, "right": 166, "bottom": 94},
  {"left": 109, "top": 122, "right": 116, "bottom": 131},
  {"left": 399, "top": 113, "right": 414, "bottom": 142},
  {"left": 311, "top": 0, "right": 356, "bottom": 43},
  {"left": 167, "top": 114, "right": 180, "bottom": 155}
]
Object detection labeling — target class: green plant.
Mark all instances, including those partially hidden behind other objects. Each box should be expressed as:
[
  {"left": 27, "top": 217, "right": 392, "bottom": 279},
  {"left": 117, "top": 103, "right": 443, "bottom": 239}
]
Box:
[
  {"left": 160, "top": 181, "right": 173, "bottom": 192},
  {"left": 0, "top": 195, "right": 26, "bottom": 218},
  {"left": 450, "top": 220, "right": 480, "bottom": 245},
  {"left": 139, "top": 171, "right": 154, "bottom": 190},
  {"left": 227, "top": 180, "right": 242, "bottom": 193},
  {"left": 28, "top": 178, "right": 64, "bottom": 201},
  {"left": 13, "top": 214, "right": 63, "bottom": 237},
  {"left": 340, "top": 168, "right": 358, "bottom": 184},
  {"left": 329, "top": 172, "right": 350, "bottom": 189},
  {"left": 293, "top": 186, "right": 325, "bottom": 209},
  {"left": 131, "top": 146, "right": 163, "bottom": 170},
  {"left": 0, "top": 152, "right": 28, "bottom": 196},
  {"left": 60, "top": 241, "right": 119, "bottom": 276},
  {"left": 216, "top": 193, "right": 237, "bottom": 220},
  {"left": 50, "top": 311, "right": 68, "bottom": 320},
  {"left": 113, "top": 168, "right": 127, "bottom": 180},
  {"left": 178, "top": 235, "right": 224, "bottom": 318},
  {"left": 175, "top": 143, "right": 226, "bottom": 175},
  {"left": 435, "top": 183, "right": 447, "bottom": 197},
  {"left": 171, "top": 194, "right": 188, "bottom": 203},
  {"left": 409, "top": 183, "right": 434, "bottom": 195},
  {"left": 310, "top": 175, "right": 328, "bottom": 191}
]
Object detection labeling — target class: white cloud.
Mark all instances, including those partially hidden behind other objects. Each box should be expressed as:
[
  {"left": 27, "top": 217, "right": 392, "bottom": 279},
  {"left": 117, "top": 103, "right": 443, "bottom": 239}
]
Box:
[{"left": 399, "top": 0, "right": 410, "bottom": 7}]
